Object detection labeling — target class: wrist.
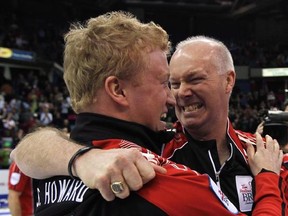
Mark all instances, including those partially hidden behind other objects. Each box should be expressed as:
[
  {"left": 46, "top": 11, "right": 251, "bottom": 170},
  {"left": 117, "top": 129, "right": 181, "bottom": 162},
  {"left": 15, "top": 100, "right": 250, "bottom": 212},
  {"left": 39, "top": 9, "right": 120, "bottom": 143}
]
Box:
[
  {"left": 258, "top": 168, "right": 278, "bottom": 175},
  {"left": 68, "top": 146, "right": 98, "bottom": 179}
]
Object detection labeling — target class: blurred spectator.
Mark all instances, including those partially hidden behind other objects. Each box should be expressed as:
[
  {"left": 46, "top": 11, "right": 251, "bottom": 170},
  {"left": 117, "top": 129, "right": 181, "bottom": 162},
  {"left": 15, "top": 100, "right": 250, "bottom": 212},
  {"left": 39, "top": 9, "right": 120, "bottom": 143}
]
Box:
[
  {"left": 60, "top": 95, "right": 70, "bottom": 119},
  {"left": 7, "top": 127, "right": 33, "bottom": 215},
  {"left": 0, "top": 139, "right": 12, "bottom": 169},
  {"left": 0, "top": 93, "right": 5, "bottom": 113},
  {"left": 39, "top": 103, "right": 53, "bottom": 126},
  {"left": 2, "top": 112, "right": 17, "bottom": 138},
  {"left": 255, "top": 121, "right": 264, "bottom": 135},
  {"left": 8, "top": 162, "right": 33, "bottom": 216},
  {"left": 284, "top": 100, "right": 288, "bottom": 112}
]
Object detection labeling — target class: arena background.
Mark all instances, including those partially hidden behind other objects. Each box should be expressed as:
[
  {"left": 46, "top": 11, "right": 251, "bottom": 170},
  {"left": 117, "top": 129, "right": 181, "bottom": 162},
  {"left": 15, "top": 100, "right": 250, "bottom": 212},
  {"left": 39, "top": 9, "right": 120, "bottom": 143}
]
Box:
[
  {"left": 1, "top": 0, "right": 288, "bottom": 95},
  {"left": 0, "top": 0, "right": 288, "bottom": 215}
]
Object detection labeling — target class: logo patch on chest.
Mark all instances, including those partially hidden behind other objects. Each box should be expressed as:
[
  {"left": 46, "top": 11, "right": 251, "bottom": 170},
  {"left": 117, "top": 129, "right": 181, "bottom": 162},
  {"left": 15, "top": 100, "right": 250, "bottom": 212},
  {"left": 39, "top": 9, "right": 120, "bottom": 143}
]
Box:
[{"left": 235, "top": 175, "right": 253, "bottom": 212}]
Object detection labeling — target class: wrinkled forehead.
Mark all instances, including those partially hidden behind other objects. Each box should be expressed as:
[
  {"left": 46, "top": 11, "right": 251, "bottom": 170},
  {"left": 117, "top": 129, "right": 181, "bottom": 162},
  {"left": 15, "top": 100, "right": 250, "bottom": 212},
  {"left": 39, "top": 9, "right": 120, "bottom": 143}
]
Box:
[
  {"left": 139, "top": 50, "right": 170, "bottom": 81},
  {"left": 171, "top": 42, "right": 220, "bottom": 70},
  {"left": 174, "top": 40, "right": 217, "bottom": 59}
]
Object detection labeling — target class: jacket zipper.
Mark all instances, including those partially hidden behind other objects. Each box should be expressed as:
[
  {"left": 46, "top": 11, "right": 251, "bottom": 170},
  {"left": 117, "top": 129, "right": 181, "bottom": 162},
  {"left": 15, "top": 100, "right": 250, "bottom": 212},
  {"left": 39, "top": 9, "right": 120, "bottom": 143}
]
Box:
[{"left": 208, "top": 142, "right": 234, "bottom": 188}]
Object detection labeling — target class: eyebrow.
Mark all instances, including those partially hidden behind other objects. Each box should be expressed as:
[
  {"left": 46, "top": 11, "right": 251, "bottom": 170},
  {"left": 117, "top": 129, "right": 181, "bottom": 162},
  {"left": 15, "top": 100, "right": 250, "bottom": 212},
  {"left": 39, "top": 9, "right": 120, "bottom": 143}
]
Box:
[{"left": 159, "top": 71, "right": 170, "bottom": 80}]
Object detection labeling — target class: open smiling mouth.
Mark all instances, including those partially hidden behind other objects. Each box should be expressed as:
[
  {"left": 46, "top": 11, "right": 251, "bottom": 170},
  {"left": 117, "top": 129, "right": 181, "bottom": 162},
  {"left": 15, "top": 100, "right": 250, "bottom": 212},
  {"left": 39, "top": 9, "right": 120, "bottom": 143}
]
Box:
[{"left": 182, "top": 103, "right": 203, "bottom": 112}]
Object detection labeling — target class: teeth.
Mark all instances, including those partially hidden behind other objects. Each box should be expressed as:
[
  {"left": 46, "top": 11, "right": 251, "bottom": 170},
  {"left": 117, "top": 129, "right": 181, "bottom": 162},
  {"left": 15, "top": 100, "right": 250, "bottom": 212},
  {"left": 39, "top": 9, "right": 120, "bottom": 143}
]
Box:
[{"left": 183, "top": 104, "right": 201, "bottom": 112}]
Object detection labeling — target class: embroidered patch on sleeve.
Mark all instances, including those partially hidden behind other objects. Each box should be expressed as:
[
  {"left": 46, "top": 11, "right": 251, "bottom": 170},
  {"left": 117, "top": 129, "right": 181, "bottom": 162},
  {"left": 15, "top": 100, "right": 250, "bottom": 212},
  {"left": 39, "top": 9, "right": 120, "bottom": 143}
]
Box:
[{"left": 10, "top": 172, "right": 21, "bottom": 185}]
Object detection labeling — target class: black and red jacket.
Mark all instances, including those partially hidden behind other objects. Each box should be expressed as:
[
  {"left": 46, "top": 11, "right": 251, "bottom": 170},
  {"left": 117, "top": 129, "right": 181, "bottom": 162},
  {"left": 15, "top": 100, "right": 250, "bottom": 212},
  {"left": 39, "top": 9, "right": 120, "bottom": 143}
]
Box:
[
  {"left": 163, "top": 119, "right": 288, "bottom": 215},
  {"left": 33, "top": 113, "right": 285, "bottom": 215}
]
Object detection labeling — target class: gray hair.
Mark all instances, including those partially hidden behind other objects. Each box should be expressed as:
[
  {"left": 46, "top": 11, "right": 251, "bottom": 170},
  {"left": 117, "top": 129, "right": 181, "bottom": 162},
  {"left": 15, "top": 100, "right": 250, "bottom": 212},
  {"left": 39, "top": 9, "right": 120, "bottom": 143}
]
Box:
[{"left": 175, "top": 35, "right": 234, "bottom": 74}]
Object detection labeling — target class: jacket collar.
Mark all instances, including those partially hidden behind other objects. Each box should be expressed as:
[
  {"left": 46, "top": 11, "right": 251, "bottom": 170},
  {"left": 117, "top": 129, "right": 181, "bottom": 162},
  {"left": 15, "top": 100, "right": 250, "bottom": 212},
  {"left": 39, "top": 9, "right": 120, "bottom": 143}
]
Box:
[{"left": 70, "top": 113, "right": 175, "bottom": 155}]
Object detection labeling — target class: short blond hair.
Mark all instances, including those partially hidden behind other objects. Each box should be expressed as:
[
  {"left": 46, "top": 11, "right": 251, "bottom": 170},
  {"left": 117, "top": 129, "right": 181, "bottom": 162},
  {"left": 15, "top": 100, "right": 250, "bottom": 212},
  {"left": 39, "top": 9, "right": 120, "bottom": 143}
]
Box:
[{"left": 63, "top": 11, "right": 170, "bottom": 113}]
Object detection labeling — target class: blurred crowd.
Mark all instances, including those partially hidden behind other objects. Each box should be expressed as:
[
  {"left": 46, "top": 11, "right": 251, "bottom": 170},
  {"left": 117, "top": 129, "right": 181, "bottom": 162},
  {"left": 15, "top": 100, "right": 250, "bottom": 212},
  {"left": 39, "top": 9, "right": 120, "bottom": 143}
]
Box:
[
  {"left": 229, "top": 40, "right": 288, "bottom": 68},
  {"left": 0, "top": 69, "right": 75, "bottom": 168},
  {"left": 1, "top": 9, "right": 288, "bottom": 68}
]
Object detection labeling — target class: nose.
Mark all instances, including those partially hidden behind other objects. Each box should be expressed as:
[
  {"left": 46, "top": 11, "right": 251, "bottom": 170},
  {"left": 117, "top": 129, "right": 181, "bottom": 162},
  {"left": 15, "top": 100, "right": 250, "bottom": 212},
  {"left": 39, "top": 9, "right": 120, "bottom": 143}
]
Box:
[
  {"left": 177, "top": 83, "right": 192, "bottom": 98},
  {"left": 167, "top": 88, "right": 176, "bottom": 107}
]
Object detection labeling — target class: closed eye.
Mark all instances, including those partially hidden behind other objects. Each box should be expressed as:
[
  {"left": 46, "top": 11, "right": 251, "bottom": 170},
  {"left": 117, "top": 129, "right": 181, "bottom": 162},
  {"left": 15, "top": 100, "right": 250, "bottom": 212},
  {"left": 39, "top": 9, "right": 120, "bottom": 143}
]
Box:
[
  {"left": 188, "top": 77, "right": 204, "bottom": 84},
  {"left": 170, "top": 82, "right": 180, "bottom": 89},
  {"left": 163, "top": 81, "right": 171, "bottom": 89}
]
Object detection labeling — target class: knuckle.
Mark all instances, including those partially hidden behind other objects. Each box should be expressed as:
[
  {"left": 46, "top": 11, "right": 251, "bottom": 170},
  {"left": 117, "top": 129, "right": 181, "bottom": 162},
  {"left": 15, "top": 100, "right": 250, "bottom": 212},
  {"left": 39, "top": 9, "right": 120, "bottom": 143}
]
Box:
[
  {"left": 116, "top": 190, "right": 130, "bottom": 199},
  {"left": 131, "top": 182, "right": 143, "bottom": 191},
  {"left": 115, "top": 149, "right": 141, "bottom": 165},
  {"left": 127, "top": 148, "right": 142, "bottom": 158},
  {"left": 102, "top": 191, "right": 116, "bottom": 202},
  {"left": 147, "top": 169, "right": 156, "bottom": 178},
  {"left": 95, "top": 175, "right": 110, "bottom": 189},
  {"left": 143, "top": 172, "right": 156, "bottom": 184}
]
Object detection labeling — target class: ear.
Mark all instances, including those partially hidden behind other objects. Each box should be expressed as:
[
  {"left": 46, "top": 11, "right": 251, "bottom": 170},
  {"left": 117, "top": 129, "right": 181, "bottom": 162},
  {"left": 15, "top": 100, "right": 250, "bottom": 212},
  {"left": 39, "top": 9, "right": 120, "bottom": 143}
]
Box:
[
  {"left": 104, "top": 76, "right": 128, "bottom": 106},
  {"left": 225, "top": 70, "right": 235, "bottom": 94}
]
